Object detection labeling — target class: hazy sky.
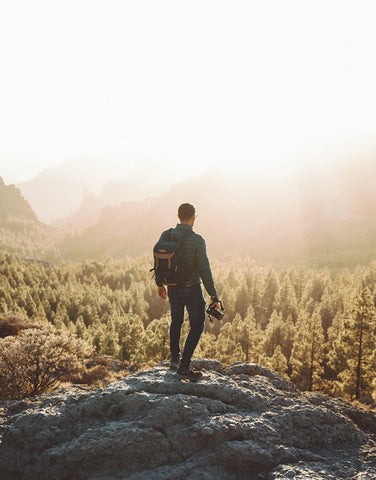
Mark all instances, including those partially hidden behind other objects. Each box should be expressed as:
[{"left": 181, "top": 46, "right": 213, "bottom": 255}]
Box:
[{"left": 1, "top": 0, "right": 376, "bottom": 183}]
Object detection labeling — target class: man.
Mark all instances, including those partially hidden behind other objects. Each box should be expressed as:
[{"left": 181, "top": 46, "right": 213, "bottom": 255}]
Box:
[{"left": 156, "top": 203, "right": 220, "bottom": 380}]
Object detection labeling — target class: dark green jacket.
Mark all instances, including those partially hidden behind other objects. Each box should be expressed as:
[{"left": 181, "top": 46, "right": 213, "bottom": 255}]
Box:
[{"left": 159, "top": 223, "right": 217, "bottom": 297}]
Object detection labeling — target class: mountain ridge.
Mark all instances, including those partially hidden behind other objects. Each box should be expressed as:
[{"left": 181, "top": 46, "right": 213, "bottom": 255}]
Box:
[
  {"left": 0, "top": 177, "right": 57, "bottom": 261},
  {"left": 17, "top": 154, "right": 208, "bottom": 224},
  {"left": 57, "top": 159, "right": 376, "bottom": 266},
  {"left": 0, "top": 177, "right": 39, "bottom": 223},
  {"left": 17, "top": 155, "right": 133, "bottom": 223},
  {"left": 2, "top": 145, "right": 376, "bottom": 266}
]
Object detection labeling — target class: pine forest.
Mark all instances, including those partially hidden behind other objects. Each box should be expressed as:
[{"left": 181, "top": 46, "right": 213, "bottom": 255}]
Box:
[{"left": 1, "top": 250, "right": 376, "bottom": 404}]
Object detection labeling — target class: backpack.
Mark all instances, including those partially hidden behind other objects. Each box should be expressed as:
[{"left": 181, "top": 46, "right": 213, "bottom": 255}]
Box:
[{"left": 150, "top": 228, "right": 194, "bottom": 287}]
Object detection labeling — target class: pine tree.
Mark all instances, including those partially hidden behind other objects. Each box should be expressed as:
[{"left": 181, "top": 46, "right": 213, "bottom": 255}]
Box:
[
  {"left": 90, "top": 320, "right": 105, "bottom": 353},
  {"left": 101, "top": 328, "right": 120, "bottom": 357},
  {"left": 290, "top": 309, "right": 325, "bottom": 391},
  {"left": 75, "top": 316, "right": 87, "bottom": 340},
  {"left": 329, "top": 287, "right": 376, "bottom": 400},
  {"left": 301, "top": 270, "right": 330, "bottom": 306},
  {"left": 234, "top": 282, "right": 250, "bottom": 319},
  {"left": 263, "top": 310, "right": 295, "bottom": 362},
  {"left": 260, "top": 269, "right": 279, "bottom": 329},
  {"left": 250, "top": 273, "right": 264, "bottom": 326},
  {"left": 143, "top": 316, "right": 170, "bottom": 362},
  {"left": 274, "top": 273, "right": 298, "bottom": 323},
  {"left": 196, "top": 332, "right": 218, "bottom": 359},
  {"left": 35, "top": 303, "right": 48, "bottom": 324},
  {"left": 289, "top": 269, "right": 306, "bottom": 304},
  {"left": 216, "top": 321, "right": 241, "bottom": 363},
  {"left": 220, "top": 286, "right": 237, "bottom": 322},
  {"left": 116, "top": 314, "right": 145, "bottom": 362},
  {"left": 235, "top": 312, "right": 261, "bottom": 363},
  {"left": 265, "top": 345, "right": 288, "bottom": 375},
  {"left": 216, "top": 313, "right": 262, "bottom": 364}
]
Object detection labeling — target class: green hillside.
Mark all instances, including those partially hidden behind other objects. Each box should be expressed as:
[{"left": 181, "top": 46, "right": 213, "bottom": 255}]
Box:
[{"left": 0, "top": 177, "right": 58, "bottom": 262}]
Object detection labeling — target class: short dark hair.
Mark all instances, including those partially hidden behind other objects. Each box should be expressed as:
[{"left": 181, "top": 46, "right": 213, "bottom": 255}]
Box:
[{"left": 178, "top": 203, "right": 195, "bottom": 222}]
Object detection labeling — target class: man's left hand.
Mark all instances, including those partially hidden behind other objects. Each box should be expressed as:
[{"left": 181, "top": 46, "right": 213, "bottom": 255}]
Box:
[{"left": 210, "top": 295, "right": 221, "bottom": 310}]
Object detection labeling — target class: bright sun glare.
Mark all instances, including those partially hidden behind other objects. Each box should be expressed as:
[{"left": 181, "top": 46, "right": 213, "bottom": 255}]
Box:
[{"left": 0, "top": 0, "right": 376, "bottom": 183}]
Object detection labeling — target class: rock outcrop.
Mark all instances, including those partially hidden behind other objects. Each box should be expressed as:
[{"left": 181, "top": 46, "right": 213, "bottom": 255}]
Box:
[{"left": 1, "top": 360, "right": 376, "bottom": 479}]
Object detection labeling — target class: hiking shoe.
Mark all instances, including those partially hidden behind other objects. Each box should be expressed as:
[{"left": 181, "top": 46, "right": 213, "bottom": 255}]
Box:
[
  {"left": 176, "top": 366, "right": 203, "bottom": 381},
  {"left": 169, "top": 356, "right": 180, "bottom": 371}
]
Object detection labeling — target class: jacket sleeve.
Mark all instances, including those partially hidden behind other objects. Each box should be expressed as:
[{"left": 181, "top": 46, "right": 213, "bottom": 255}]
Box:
[{"left": 196, "top": 236, "right": 217, "bottom": 297}]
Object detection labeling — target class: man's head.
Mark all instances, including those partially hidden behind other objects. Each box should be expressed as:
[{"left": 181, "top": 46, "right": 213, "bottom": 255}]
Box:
[{"left": 178, "top": 203, "right": 196, "bottom": 225}]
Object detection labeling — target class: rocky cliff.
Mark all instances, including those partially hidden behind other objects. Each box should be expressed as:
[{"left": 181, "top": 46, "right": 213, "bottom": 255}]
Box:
[{"left": 1, "top": 360, "right": 375, "bottom": 480}]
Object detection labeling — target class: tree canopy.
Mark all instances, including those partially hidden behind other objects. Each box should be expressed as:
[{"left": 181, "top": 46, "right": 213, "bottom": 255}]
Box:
[{"left": 1, "top": 250, "right": 376, "bottom": 403}]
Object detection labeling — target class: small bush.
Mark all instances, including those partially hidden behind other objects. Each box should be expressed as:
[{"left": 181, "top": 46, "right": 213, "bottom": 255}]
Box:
[
  {"left": 72, "top": 365, "right": 115, "bottom": 386},
  {"left": 0, "top": 326, "right": 93, "bottom": 399},
  {"left": 0, "top": 313, "right": 33, "bottom": 338},
  {"left": 72, "top": 354, "right": 130, "bottom": 387}
]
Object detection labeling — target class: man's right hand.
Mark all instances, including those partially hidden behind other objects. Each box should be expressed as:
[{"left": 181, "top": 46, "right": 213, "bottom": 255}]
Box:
[{"left": 158, "top": 286, "right": 167, "bottom": 299}]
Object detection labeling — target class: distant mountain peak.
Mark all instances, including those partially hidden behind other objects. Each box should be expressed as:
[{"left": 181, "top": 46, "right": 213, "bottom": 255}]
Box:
[
  {"left": 0, "top": 177, "right": 39, "bottom": 222},
  {"left": 0, "top": 176, "right": 56, "bottom": 260}
]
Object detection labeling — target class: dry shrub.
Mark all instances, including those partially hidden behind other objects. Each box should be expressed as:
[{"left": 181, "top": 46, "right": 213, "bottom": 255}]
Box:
[
  {"left": 0, "top": 313, "right": 33, "bottom": 338},
  {"left": 72, "top": 354, "right": 130, "bottom": 387},
  {"left": 0, "top": 326, "right": 93, "bottom": 399},
  {"left": 72, "top": 365, "right": 115, "bottom": 387}
]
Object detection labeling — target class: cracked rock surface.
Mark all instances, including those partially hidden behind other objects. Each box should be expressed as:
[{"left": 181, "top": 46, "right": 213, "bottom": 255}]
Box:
[{"left": 1, "top": 359, "right": 376, "bottom": 479}]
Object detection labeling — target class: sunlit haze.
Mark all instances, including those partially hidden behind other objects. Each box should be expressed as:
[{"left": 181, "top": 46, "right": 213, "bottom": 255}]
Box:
[{"left": 1, "top": 0, "right": 376, "bottom": 185}]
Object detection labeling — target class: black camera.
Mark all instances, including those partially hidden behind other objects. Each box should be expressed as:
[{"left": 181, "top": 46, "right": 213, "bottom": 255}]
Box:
[{"left": 206, "top": 300, "right": 224, "bottom": 321}]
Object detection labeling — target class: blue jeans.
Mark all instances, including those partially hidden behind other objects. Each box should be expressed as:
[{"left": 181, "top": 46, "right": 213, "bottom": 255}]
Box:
[{"left": 167, "top": 285, "right": 206, "bottom": 367}]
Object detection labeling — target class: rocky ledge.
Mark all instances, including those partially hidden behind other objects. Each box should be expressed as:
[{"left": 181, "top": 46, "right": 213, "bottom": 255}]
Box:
[{"left": 1, "top": 360, "right": 376, "bottom": 480}]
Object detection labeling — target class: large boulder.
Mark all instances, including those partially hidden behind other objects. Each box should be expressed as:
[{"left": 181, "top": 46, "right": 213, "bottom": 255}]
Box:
[{"left": 0, "top": 360, "right": 375, "bottom": 479}]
